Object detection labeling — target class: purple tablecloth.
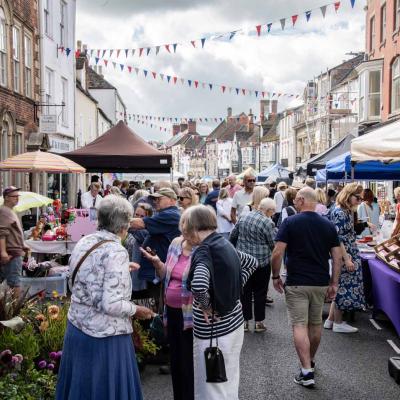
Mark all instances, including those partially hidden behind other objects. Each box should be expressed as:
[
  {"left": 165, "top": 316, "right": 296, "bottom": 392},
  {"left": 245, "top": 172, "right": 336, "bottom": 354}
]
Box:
[{"left": 368, "top": 257, "right": 400, "bottom": 336}]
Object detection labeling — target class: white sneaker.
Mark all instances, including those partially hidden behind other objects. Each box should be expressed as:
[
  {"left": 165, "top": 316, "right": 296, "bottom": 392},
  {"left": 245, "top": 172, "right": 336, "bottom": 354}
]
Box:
[
  {"left": 332, "top": 322, "right": 358, "bottom": 333},
  {"left": 323, "top": 319, "right": 333, "bottom": 329}
]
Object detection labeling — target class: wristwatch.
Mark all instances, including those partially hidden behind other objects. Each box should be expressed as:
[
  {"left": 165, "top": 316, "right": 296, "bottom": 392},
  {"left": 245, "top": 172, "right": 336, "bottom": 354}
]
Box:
[{"left": 272, "top": 275, "right": 281, "bottom": 280}]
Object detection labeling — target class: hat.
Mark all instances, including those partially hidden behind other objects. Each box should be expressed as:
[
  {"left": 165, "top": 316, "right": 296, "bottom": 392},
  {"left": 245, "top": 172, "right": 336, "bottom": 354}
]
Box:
[
  {"left": 277, "top": 182, "right": 288, "bottom": 190},
  {"left": 290, "top": 181, "right": 305, "bottom": 190},
  {"left": 149, "top": 187, "right": 177, "bottom": 200},
  {"left": 2, "top": 186, "right": 21, "bottom": 197}
]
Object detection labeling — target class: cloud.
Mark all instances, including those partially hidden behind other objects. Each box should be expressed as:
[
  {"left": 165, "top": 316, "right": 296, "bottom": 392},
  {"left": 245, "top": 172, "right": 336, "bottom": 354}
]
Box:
[{"left": 77, "top": 0, "right": 366, "bottom": 141}]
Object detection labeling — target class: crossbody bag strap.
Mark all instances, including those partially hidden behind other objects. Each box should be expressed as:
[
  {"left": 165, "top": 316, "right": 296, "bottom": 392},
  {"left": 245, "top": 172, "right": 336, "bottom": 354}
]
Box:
[
  {"left": 71, "top": 240, "right": 113, "bottom": 286},
  {"left": 207, "top": 248, "right": 218, "bottom": 349}
]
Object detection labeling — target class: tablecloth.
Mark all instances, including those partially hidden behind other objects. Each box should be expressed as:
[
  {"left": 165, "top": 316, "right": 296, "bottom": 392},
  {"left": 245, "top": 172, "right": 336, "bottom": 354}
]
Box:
[
  {"left": 26, "top": 240, "right": 76, "bottom": 255},
  {"left": 368, "top": 257, "right": 400, "bottom": 336}
]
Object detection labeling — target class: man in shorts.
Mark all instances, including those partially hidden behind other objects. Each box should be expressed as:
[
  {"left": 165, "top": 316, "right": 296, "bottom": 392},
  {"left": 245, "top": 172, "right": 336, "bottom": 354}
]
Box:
[
  {"left": 271, "top": 187, "right": 342, "bottom": 387},
  {"left": 0, "top": 186, "right": 29, "bottom": 296}
]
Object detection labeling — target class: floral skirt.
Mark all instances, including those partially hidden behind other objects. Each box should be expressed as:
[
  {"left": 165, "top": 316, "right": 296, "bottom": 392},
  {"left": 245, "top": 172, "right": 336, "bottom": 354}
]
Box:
[
  {"left": 335, "top": 259, "right": 366, "bottom": 311},
  {"left": 56, "top": 322, "right": 143, "bottom": 400}
]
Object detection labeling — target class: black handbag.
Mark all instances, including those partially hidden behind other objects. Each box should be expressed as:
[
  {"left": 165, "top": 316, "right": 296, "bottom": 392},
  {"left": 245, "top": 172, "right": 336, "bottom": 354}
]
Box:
[{"left": 203, "top": 277, "right": 227, "bottom": 383}]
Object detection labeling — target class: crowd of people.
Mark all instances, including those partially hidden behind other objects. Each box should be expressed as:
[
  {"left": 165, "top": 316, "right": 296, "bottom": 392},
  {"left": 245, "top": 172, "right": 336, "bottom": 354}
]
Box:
[{"left": 40, "top": 174, "right": 400, "bottom": 399}]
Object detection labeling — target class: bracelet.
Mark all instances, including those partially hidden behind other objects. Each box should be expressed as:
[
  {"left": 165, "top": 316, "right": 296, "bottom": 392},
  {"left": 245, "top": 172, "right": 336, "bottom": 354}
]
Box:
[{"left": 272, "top": 275, "right": 281, "bottom": 280}]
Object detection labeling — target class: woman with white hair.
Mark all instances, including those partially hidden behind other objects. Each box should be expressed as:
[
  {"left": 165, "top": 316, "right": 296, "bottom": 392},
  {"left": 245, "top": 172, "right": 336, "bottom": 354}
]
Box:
[
  {"left": 241, "top": 186, "right": 270, "bottom": 217},
  {"left": 216, "top": 187, "right": 234, "bottom": 239},
  {"left": 56, "top": 195, "right": 154, "bottom": 400}
]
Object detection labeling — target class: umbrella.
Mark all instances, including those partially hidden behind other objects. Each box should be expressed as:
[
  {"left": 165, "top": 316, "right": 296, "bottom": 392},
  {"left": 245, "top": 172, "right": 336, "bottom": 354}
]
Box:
[
  {"left": 0, "top": 191, "right": 53, "bottom": 212},
  {"left": 0, "top": 150, "right": 85, "bottom": 173}
]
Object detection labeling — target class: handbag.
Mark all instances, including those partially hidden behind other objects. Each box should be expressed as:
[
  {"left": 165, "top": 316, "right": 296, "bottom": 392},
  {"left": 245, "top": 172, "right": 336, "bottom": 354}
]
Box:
[
  {"left": 149, "top": 314, "right": 167, "bottom": 346},
  {"left": 204, "top": 309, "right": 227, "bottom": 383}
]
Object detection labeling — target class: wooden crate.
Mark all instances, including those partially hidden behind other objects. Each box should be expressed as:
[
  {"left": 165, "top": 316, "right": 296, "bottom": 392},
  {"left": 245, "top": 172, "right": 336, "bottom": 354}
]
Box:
[{"left": 374, "top": 234, "right": 400, "bottom": 273}]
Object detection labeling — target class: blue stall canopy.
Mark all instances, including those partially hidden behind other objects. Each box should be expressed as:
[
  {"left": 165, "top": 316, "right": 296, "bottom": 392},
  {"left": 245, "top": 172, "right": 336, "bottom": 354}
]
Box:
[
  {"left": 257, "top": 164, "right": 292, "bottom": 183},
  {"left": 324, "top": 152, "right": 400, "bottom": 181}
]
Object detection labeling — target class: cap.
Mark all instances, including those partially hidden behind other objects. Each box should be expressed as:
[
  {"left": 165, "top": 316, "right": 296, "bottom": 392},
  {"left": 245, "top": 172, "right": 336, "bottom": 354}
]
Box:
[
  {"left": 2, "top": 186, "right": 21, "bottom": 197},
  {"left": 149, "top": 187, "right": 177, "bottom": 200}
]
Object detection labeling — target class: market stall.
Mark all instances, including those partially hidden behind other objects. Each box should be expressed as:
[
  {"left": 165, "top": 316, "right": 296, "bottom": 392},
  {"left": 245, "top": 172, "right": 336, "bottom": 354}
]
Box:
[{"left": 256, "top": 163, "right": 292, "bottom": 183}]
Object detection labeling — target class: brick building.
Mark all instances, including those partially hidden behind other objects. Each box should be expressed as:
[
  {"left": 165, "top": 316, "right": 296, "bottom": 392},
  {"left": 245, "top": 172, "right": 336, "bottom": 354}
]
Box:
[{"left": 0, "top": 0, "right": 41, "bottom": 190}]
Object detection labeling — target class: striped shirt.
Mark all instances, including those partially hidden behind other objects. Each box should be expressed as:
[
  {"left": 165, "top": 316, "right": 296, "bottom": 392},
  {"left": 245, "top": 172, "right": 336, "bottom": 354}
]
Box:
[{"left": 191, "top": 251, "right": 258, "bottom": 339}]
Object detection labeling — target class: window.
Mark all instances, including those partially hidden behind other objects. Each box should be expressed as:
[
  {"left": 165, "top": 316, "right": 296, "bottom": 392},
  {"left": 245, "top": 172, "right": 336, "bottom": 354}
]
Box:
[
  {"left": 24, "top": 35, "right": 32, "bottom": 97},
  {"left": 12, "top": 26, "right": 20, "bottom": 92},
  {"left": 359, "top": 71, "right": 365, "bottom": 120},
  {"left": 368, "top": 70, "right": 381, "bottom": 118},
  {"left": 45, "top": 68, "right": 53, "bottom": 114},
  {"left": 60, "top": 1, "right": 67, "bottom": 46},
  {"left": 381, "top": 4, "right": 386, "bottom": 42},
  {"left": 369, "top": 16, "right": 375, "bottom": 52},
  {"left": 44, "top": 0, "right": 51, "bottom": 37},
  {"left": 395, "top": 0, "right": 400, "bottom": 32},
  {"left": 392, "top": 57, "right": 400, "bottom": 113},
  {"left": 0, "top": 8, "right": 7, "bottom": 87},
  {"left": 61, "top": 77, "right": 68, "bottom": 125}
]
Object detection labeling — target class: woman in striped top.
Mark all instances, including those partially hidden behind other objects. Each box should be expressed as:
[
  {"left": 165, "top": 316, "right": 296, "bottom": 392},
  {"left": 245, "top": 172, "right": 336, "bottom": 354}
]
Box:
[{"left": 182, "top": 205, "right": 258, "bottom": 400}]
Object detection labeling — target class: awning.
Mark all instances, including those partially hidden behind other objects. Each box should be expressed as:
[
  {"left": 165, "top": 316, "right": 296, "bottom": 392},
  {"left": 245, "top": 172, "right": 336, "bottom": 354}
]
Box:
[
  {"left": 351, "top": 119, "right": 400, "bottom": 162},
  {"left": 257, "top": 164, "right": 291, "bottom": 183}
]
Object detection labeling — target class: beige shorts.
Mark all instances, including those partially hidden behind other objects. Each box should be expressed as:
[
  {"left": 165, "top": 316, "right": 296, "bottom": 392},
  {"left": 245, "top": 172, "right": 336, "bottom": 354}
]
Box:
[{"left": 284, "top": 285, "right": 328, "bottom": 326}]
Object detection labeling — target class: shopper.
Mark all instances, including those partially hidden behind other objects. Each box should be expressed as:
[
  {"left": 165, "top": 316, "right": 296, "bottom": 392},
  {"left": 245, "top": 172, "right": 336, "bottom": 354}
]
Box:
[
  {"left": 315, "top": 188, "right": 328, "bottom": 215},
  {"left": 56, "top": 195, "right": 154, "bottom": 400},
  {"left": 231, "top": 173, "right": 255, "bottom": 223},
  {"left": 198, "top": 182, "right": 209, "bottom": 205},
  {"left": 272, "top": 187, "right": 342, "bottom": 387},
  {"left": 216, "top": 188, "right": 234, "bottom": 239},
  {"left": 185, "top": 205, "right": 258, "bottom": 399},
  {"left": 204, "top": 179, "right": 220, "bottom": 212},
  {"left": 81, "top": 182, "right": 102, "bottom": 209},
  {"left": 227, "top": 175, "right": 242, "bottom": 198},
  {"left": 358, "top": 188, "right": 380, "bottom": 237},
  {"left": 241, "top": 186, "right": 270, "bottom": 217},
  {"left": 230, "top": 198, "right": 276, "bottom": 333},
  {"left": 273, "top": 182, "right": 288, "bottom": 225},
  {"left": 277, "top": 187, "right": 297, "bottom": 227},
  {"left": 178, "top": 187, "right": 199, "bottom": 211}
]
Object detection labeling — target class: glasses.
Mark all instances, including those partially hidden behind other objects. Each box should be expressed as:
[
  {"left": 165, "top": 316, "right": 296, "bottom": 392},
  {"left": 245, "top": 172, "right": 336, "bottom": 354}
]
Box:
[
  {"left": 353, "top": 194, "right": 362, "bottom": 201},
  {"left": 246, "top": 179, "right": 256, "bottom": 183},
  {"left": 7, "top": 195, "right": 20, "bottom": 198},
  {"left": 178, "top": 196, "right": 190, "bottom": 201}
]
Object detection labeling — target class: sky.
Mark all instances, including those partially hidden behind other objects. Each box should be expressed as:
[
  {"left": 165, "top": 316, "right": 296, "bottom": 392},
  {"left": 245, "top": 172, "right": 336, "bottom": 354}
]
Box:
[{"left": 76, "top": 0, "right": 366, "bottom": 142}]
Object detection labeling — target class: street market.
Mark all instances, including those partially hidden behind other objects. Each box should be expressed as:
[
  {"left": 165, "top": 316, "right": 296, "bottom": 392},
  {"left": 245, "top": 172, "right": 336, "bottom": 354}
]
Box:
[{"left": 1, "top": 1, "right": 400, "bottom": 400}]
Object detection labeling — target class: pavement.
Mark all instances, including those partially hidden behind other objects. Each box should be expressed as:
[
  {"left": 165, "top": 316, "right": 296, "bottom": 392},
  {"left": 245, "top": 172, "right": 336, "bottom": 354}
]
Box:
[{"left": 141, "top": 292, "right": 400, "bottom": 400}]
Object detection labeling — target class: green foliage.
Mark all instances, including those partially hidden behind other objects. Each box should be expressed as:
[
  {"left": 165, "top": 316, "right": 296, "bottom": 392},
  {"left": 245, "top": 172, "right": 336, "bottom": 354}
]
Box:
[
  {"left": 0, "top": 325, "right": 39, "bottom": 367},
  {"left": 132, "top": 320, "right": 159, "bottom": 362},
  {"left": 0, "top": 367, "right": 57, "bottom": 400}
]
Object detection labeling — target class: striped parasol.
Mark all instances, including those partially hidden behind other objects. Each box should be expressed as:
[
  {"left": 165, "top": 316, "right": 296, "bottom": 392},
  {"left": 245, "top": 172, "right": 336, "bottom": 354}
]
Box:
[
  {"left": 0, "top": 150, "right": 85, "bottom": 173},
  {"left": 0, "top": 191, "right": 53, "bottom": 212}
]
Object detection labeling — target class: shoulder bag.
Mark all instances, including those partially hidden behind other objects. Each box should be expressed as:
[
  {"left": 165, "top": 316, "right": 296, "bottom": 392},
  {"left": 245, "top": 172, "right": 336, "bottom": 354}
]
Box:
[{"left": 71, "top": 240, "right": 113, "bottom": 286}]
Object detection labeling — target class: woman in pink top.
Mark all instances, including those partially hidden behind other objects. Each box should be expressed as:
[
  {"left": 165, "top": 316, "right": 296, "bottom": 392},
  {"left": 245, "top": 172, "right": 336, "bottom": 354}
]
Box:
[
  {"left": 315, "top": 188, "right": 328, "bottom": 215},
  {"left": 141, "top": 235, "right": 195, "bottom": 400}
]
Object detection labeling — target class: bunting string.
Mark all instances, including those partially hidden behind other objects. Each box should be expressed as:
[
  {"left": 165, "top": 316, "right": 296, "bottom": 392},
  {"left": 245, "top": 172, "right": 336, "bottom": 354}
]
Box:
[{"left": 67, "top": 1, "right": 356, "bottom": 59}]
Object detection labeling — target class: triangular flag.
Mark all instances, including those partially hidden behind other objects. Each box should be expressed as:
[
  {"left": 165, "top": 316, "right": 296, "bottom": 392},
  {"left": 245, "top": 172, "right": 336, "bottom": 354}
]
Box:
[
  {"left": 180, "top": 78, "right": 185, "bottom": 84},
  {"left": 152, "top": 71, "right": 157, "bottom": 79},
  {"left": 146, "top": 47, "right": 151, "bottom": 56},
  {"left": 165, "top": 44, "right": 171, "bottom": 53},
  {"left": 117, "top": 49, "right": 121, "bottom": 58},
  {"left": 128, "top": 66, "right": 132, "bottom": 73},
  {"left": 120, "top": 64, "right": 124, "bottom": 71},
  {"left": 66, "top": 48, "right": 71, "bottom": 56},
  {"left": 75, "top": 49, "right": 81, "bottom": 58},
  {"left": 194, "top": 81, "right": 199, "bottom": 88},
  {"left": 173, "top": 43, "right": 177, "bottom": 52},
  {"left": 112, "top": 61, "right": 116, "bottom": 69},
  {"left": 305, "top": 10, "right": 312, "bottom": 22},
  {"left": 156, "top": 46, "right": 160, "bottom": 55},
  {"left": 280, "top": 18, "right": 286, "bottom": 30},
  {"left": 320, "top": 5, "right": 327, "bottom": 17},
  {"left": 173, "top": 76, "right": 178, "bottom": 84},
  {"left": 267, "top": 23, "right": 272, "bottom": 32},
  {"left": 104, "top": 59, "right": 108, "bottom": 67},
  {"left": 125, "top": 49, "right": 129, "bottom": 58},
  {"left": 209, "top": 83, "right": 213, "bottom": 90},
  {"left": 96, "top": 49, "right": 100, "bottom": 57},
  {"left": 109, "top": 49, "right": 114, "bottom": 57},
  {"left": 229, "top": 87, "right": 232, "bottom": 93},
  {"left": 60, "top": 46, "right": 65, "bottom": 53},
  {"left": 102, "top": 49, "right": 106, "bottom": 58},
  {"left": 135, "top": 67, "right": 139, "bottom": 74},
  {"left": 90, "top": 49, "right": 94, "bottom": 56},
  {"left": 292, "top": 15, "right": 298, "bottom": 26},
  {"left": 160, "top": 73, "right": 164, "bottom": 80},
  {"left": 191, "top": 40, "right": 196, "bottom": 48},
  {"left": 261, "top": 91, "right": 265, "bottom": 98},
  {"left": 256, "top": 25, "right": 262, "bottom": 36},
  {"left": 95, "top": 57, "right": 99, "bottom": 64},
  {"left": 131, "top": 49, "right": 135, "bottom": 56},
  {"left": 201, "top": 38, "right": 206, "bottom": 48},
  {"left": 219, "top": 118, "right": 223, "bottom": 122},
  {"left": 229, "top": 31, "right": 236, "bottom": 40},
  {"left": 188, "top": 80, "right": 192, "bottom": 87},
  {"left": 334, "top": 2, "right": 341, "bottom": 12},
  {"left": 167, "top": 75, "right": 171, "bottom": 83},
  {"left": 255, "top": 90, "right": 258, "bottom": 97},
  {"left": 350, "top": 0, "right": 356, "bottom": 8},
  {"left": 143, "top": 70, "right": 148, "bottom": 77},
  {"left": 139, "top": 48, "right": 144, "bottom": 57},
  {"left": 242, "top": 89, "right": 246, "bottom": 95},
  {"left": 222, "top": 85, "right": 226, "bottom": 93},
  {"left": 235, "top": 88, "right": 239, "bottom": 95}
]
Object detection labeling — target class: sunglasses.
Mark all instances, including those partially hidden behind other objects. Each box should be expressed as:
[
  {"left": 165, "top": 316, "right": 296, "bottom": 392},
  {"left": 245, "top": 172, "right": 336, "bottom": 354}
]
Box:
[
  {"left": 246, "top": 179, "right": 256, "bottom": 183},
  {"left": 178, "top": 196, "right": 190, "bottom": 201},
  {"left": 353, "top": 194, "right": 362, "bottom": 201}
]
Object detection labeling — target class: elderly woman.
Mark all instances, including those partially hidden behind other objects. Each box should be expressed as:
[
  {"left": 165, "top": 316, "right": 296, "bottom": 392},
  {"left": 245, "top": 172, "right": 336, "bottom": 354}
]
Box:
[
  {"left": 178, "top": 187, "right": 199, "bottom": 211},
  {"left": 315, "top": 188, "right": 328, "bottom": 215},
  {"left": 273, "top": 181, "right": 288, "bottom": 224},
  {"left": 230, "top": 198, "right": 276, "bottom": 332},
  {"left": 185, "top": 205, "right": 258, "bottom": 400},
  {"left": 324, "top": 183, "right": 367, "bottom": 334},
  {"left": 241, "top": 186, "right": 270, "bottom": 217},
  {"left": 216, "top": 188, "right": 234, "bottom": 239},
  {"left": 56, "top": 195, "right": 154, "bottom": 400},
  {"left": 278, "top": 187, "right": 298, "bottom": 227}
]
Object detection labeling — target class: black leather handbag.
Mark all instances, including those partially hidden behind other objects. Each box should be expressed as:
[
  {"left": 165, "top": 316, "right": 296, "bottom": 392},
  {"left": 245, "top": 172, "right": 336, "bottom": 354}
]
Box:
[{"left": 204, "top": 307, "right": 227, "bottom": 382}]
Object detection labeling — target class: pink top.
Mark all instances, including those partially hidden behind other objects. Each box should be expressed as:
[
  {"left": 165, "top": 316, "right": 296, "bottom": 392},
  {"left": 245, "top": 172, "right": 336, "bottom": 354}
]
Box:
[
  {"left": 315, "top": 203, "right": 328, "bottom": 215},
  {"left": 165, "top": 254, "right": 190, "bottom": 308},
  {"left": 228, "top": 184, "right": 242, "bottom": 198}
]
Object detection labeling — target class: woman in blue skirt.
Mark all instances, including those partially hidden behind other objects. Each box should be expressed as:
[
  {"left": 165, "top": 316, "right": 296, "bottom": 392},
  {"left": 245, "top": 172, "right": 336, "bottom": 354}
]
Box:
[{"left": 56, "top": 195, "right": 154, "bottom": 400}]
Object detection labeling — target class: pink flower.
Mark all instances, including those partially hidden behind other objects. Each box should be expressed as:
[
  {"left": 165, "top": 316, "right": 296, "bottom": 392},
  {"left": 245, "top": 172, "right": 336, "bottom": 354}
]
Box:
[
  {"left": 38, "top": 360, "right": 47, "bottom": 369},
  {"left": 47, "top": 363, "right": 55, "bottom": 370},
  {"left": 49, "top": 351, "right": 58, "bottom": 360}
]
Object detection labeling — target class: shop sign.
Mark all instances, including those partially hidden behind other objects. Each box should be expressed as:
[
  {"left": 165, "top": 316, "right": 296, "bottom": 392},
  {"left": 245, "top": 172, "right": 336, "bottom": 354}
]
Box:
[
  {"left": 50, "top": 137, "right": 73, "bottom": 153},
  {"left": 39, "top": 115, "right": 57, "bottom": 134}
]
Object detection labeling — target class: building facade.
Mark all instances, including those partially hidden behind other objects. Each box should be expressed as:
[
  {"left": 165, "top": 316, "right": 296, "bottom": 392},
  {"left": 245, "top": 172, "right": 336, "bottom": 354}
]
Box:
[{"left": 0, "top": 0, "right": 41, "bottom": 191}]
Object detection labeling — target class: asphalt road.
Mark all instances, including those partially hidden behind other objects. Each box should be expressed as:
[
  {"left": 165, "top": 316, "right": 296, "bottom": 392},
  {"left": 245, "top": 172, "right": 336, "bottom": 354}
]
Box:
[{"left": 141, "top": 292, "right": 400, "bottom": 400}]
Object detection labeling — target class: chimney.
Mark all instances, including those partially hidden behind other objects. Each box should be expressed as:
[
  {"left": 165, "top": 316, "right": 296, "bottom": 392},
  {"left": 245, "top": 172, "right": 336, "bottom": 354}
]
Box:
[
  {"left": 188, "top": 120, "right": 196, "bottom": 134},
  {"left": 180, "top": 123, "right": 188, "bottom": 132},
  {"left": 77, "top": 40, "right": 82, "bottom": 51},
  {"left": 98, "top": 66, "right": 103, "bottom": 77},
  {"left": 248, "top": 109, "right": 254, "bottom": 133},
  {"left": 227, "top": 107, "right": 232, "bottom": 117},
  {"left": 271, "top": 100, "right": 278, "bottom": 115},
  {"left": 172, "top": 124, "right": 180, "bottom": 136},
  {"left": 260, "top": 99, "right": 270, "bottom": 121}
]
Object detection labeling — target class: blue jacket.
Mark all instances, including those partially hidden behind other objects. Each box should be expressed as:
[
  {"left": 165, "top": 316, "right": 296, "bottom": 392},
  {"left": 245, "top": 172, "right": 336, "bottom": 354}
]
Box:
[{"left": 205, "top": 189, "right": 220, "bottom": 211}]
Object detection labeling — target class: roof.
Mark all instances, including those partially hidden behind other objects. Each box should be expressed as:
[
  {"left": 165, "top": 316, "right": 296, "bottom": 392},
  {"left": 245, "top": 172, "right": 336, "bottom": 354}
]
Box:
[
  {"left": 330, "top": 53, "right": 365, "bottom": 88},
  {"left": 64, "top": 121, "right": 172, "bottom": 172},
  {"left": 260, "top": 114, "right": 282, "bottom": 143},
  {"left": 206, "top": 112, "right": 249, "bottom": 142},
  {"left": 98, "top": 106, "right": 112, "bottom": 125},
  {"left": 76, "top": 80, "right": 98, "bottom": 104},
  {"left": 76, "top": 56, "right": 86, "bottom": 70},
  {"left": 87, "top": 66, "right": 116, "bottom": 90}
]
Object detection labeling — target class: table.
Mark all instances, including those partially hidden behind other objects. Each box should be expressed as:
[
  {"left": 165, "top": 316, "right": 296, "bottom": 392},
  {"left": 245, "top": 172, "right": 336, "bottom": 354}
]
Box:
[
  {"left": 26, "top": 240, "right": 76, "bottom": 255},
  {"left": 368, "top": 257, "right": 400, "bottom": 336}
]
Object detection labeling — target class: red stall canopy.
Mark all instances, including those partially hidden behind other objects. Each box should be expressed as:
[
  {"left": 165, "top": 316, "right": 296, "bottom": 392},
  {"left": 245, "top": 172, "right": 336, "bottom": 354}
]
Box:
[{"left": 64, "top": 121, "right": 172, "bottom": 173}]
